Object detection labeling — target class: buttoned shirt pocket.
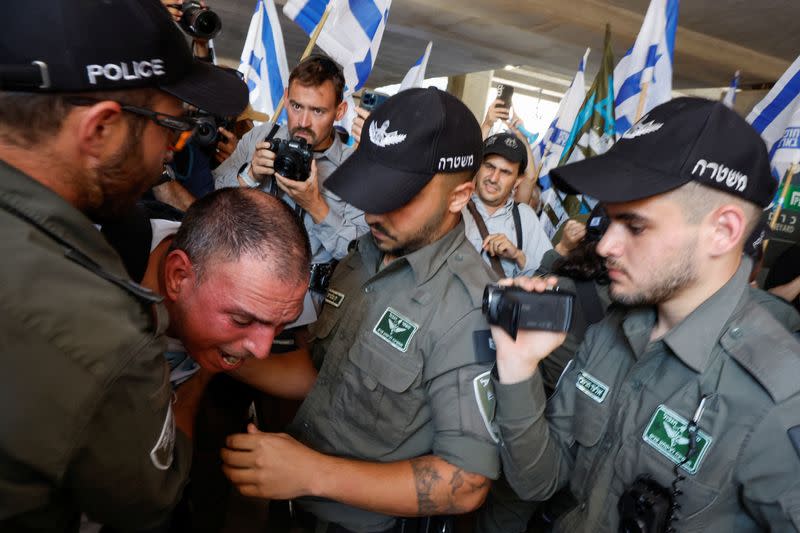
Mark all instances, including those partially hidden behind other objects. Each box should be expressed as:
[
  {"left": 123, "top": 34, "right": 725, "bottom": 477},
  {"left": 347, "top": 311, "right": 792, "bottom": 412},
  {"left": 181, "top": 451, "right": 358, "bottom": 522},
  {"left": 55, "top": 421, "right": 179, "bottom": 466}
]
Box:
[{"left": 336, "top": 337, "right": 425, "bottom": 449}]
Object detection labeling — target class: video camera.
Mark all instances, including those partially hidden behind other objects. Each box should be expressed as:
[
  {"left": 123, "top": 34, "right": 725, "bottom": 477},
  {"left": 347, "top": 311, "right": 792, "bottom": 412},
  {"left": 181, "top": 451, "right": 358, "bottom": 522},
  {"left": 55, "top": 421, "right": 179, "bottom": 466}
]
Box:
[
  {"left": 482, "top": 284, "right": 574, "bottom": 340},
  {"left": 175, "top": 1, "right": 222, "bottom": 39},
  {"left": 271, "top": 137, "right": 313, "bottom": 181}
]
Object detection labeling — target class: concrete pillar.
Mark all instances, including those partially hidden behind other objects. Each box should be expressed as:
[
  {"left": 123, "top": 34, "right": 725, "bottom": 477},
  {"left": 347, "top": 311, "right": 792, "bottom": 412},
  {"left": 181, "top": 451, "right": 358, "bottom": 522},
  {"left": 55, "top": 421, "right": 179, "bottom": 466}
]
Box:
[{"left": 447, "top": 70, "right": 494, "bottom": 123}]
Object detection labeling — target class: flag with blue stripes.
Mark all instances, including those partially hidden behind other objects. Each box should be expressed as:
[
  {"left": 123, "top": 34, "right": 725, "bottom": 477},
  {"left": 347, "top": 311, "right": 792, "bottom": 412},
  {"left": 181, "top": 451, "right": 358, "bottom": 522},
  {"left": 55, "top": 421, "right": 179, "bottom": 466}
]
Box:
[
  {"left": 535, "top": 48, "right": 590, "bottom": 187},
  {"left": 613, "top": 0, "right": 678, "bottom": 137},
  {"left": 721, "top": 70, "right": 740, "bottom": 109},
  {"left": 238, "top": 0, "right": 289, "bottom": 123},
  {"left": 399, "top": 41, "right": 432, "bottom": 92},
  {"left": 284, "top": 0, "right": 392, "bottom": 93},
  {"left": 746, "top": 55, "right": 800, "bottom": 182}
]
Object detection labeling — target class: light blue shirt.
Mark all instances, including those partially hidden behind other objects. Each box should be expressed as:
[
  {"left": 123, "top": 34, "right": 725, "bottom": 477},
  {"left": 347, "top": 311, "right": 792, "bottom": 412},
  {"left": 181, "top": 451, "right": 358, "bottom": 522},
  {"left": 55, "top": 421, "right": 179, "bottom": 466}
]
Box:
[
  {"left": 213, "top": 122, "right": 367, "bottom": 263},
  {"left": 463, "top": 193, "right": 552, "bottom": 277}
]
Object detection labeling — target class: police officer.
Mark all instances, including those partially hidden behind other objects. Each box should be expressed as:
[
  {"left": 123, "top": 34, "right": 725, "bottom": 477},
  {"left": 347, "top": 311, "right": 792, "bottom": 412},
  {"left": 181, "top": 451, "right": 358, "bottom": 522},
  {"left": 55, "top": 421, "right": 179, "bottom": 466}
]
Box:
[
  {"left": 491, "top": 98, "right": 800, "bottom": 531},
  {"left": 0, "top": 1, "right": 247, "bottom": 531},
  {"left": 221, "top": 88, "right": 501, "bottom": 532}
]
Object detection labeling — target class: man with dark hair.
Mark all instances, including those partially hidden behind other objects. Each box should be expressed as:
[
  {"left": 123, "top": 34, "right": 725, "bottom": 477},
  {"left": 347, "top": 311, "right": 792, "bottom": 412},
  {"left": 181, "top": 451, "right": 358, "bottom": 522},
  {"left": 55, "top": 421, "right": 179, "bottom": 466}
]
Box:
[
  {"left": 491, "top": 98, "right": 800, "bottom": 531},
  {"left": 214, "top": 55, "right": 365, "bottom": 290},
  {"left": 0, "top": 0, "right": 247, "bottom": 531},
  {"left": 222, "top": 88, "right": 501, "bottom": 532},
  {"left": 157, "top": 188, "right": 310, "bottom": 375},
  {"left": 464, "top": 132, "right": 552, "bottom": 278}
]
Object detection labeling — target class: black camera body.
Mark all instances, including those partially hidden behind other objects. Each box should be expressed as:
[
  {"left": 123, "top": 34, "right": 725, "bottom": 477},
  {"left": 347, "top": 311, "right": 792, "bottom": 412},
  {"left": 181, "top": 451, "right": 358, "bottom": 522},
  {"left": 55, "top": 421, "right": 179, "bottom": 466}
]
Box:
[
  {"left": 271, "top": 137, "right": 313, "bottom": 181},
  {"left": 482, "top": 284, "right": 574, "bottom": 340},
  {"left": 179, "top": 1, "right": 222, "bottom": 39},
  {"left": 186, "top": 110, "right": 234, "bottom": 148}
]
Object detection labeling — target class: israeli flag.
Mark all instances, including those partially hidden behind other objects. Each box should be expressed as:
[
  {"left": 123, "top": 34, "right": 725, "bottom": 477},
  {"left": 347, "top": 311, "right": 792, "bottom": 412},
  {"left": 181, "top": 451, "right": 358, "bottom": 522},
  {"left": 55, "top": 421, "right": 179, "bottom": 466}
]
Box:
[
  {"left": 238, "top": 0, "right": 290, "bottom": 122},
  {"left": 613, "top": 0, "right": 679, "bottom": 136},
  {"left": 747, "top": 55, "right": 800, "bottom": 181},
  {"left": 284, "top": 0, "right": 392, "bottom": 93},
  {"left": 535, "top": 48, "right": 590, "bottom": 188},
  {"left": 398, "top": 41, "right": 432, "bottom": 92},
  {"left": 722, "top": 70, "right": 740, "bottom": 109}
]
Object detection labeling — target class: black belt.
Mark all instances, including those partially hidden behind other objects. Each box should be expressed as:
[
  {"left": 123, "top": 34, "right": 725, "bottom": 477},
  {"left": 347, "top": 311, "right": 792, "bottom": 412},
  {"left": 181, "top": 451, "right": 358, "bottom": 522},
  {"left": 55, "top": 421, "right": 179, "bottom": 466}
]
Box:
[
  {"left": 309, "top": 260, "right": 338, "bottom": 294},
  {"left": 284, "top": 503, "right": 452, "bottom": 533}
]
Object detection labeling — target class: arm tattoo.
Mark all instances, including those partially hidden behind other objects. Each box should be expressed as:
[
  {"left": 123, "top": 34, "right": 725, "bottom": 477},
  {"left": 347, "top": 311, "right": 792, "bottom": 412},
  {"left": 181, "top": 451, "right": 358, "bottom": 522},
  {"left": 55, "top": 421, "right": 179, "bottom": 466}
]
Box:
[
  {"left": 411, "top": 457, "right": 442, "bottom": 515},
  {"left": 411, "top": 457, "right": 490, "bottom": 515}
]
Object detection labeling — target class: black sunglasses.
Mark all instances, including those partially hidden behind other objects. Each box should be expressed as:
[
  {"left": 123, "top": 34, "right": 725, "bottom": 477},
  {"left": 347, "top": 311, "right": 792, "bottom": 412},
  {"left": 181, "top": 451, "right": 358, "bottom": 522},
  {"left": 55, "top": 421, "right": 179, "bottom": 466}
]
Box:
[{"left": 66, "top": 96, "right": 198, "bottom": 150}]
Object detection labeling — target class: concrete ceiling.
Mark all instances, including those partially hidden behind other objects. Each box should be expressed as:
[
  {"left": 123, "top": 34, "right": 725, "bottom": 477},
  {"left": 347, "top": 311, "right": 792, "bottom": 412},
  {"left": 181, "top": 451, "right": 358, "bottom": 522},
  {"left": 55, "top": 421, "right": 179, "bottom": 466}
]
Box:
[{"left": 210, "top": 0, "right": 799, "bottom": 94}]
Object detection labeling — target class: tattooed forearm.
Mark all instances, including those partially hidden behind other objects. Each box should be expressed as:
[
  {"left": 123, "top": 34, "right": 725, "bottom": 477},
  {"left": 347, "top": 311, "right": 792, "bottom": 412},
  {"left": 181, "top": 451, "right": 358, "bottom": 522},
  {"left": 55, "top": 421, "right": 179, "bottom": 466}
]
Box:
[
  {"left": 410, "top": 456, "right": 491, "bottom": 514},
  {"left": 411, "top": 456, "right": 442, "bottom": 514}
]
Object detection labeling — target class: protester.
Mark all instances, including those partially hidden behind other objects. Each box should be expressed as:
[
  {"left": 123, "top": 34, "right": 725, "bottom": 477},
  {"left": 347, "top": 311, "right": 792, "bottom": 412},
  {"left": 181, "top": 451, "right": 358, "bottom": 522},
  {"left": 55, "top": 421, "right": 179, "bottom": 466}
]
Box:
[
  {"left": 464, "top": 132, "right": 552, "bottom": 277},
  {"left": 0, "top": 0, "right": 247, "bottom": 530},
  {"left": 221, "top": 88, "right": 500, "bottom": 532},
  {"left": 491, "top": 98, "right": 800, "bottom": 531}
]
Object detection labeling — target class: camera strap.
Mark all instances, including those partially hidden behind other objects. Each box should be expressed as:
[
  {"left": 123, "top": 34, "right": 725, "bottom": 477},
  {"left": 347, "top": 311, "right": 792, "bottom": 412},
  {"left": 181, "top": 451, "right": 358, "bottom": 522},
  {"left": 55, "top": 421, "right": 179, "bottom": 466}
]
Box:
[
  {"left": 512, "top": 202, "right": 523, "bottom": 250},
  {"left": 467, "top": 199, "right": 506, "bottom": 278}
]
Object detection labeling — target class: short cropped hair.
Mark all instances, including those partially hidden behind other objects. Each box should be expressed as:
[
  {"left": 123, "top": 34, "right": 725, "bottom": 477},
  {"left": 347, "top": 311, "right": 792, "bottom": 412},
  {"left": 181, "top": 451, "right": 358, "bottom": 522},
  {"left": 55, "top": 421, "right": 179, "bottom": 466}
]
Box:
[
  {"left": 289, "top": 55, "right": 345, "bottom": 105},
  {"left": 170, "top": 188, "right": 311, "bottom": 284},
  {"left": 668, "top": 181, "right": 762, "bottom": 241},
  {"left": 0, "top": 89, "right": 156, "bottom": 147}
]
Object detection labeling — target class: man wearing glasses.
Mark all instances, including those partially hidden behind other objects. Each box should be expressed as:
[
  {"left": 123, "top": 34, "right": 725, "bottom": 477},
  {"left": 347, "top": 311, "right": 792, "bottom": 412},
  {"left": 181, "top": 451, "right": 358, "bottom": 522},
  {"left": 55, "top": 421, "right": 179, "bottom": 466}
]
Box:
[{"left": 0, "top": 1, "right": 247, "bottom": 531}]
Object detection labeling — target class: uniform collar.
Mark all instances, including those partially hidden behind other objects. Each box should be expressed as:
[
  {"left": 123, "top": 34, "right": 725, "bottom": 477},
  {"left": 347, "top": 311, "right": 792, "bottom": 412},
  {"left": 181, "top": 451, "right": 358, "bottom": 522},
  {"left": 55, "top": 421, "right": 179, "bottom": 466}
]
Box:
[
  {"left": 0, "top": 159, "right": 130, "bottom": 278},
  {"left": 356, "top": 220, "right": 469, "bottom": 287},
  {"left": 471, "top": 192, "right": 514, "bottom": 218},
  {"left": 621, "top": 257, "right": 751, "bottom": 372},
  {"left": 662, "top": 258, "right": 751, "bottom": 373}
]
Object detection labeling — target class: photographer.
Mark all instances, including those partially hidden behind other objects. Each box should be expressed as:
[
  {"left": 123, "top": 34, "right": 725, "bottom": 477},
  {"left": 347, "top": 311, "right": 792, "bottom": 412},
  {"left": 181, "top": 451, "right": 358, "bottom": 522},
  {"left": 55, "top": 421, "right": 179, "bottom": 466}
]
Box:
[
  {"left": 490, "top": 99, "right": 800, "bottom": 532},
  {"left": 214, "top": 55, "right": 368, "bottom": 316}
]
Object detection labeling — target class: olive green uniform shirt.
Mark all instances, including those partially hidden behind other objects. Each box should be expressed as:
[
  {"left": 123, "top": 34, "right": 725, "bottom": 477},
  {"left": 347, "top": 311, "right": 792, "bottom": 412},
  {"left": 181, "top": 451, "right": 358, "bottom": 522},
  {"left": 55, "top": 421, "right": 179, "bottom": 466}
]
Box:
[
  {"left": 0, "top": 161, "right": 191, "bottom": 532},
  {"left": 495, "top": 259, "right": 800, "bottom": 532},
  {"left": 289, "top": 222, "right": 501, "bottom": 532}
]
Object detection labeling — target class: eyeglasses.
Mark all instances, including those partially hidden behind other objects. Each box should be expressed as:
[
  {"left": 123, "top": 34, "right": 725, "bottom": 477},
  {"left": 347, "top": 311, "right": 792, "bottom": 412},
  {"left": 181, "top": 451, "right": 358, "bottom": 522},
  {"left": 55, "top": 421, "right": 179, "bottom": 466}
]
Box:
[{"left": 65, "top": 97, "right": 198, "bottom": 151}]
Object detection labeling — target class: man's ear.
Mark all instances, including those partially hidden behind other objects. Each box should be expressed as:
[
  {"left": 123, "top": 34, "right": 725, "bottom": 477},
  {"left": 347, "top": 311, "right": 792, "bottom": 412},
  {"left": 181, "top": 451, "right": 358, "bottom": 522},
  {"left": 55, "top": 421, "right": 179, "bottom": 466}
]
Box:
[
  {"left": 335, "top": 98, "right": 347, "bottom": 122},
  {"left": 706, "top": 204, "right": 748, "bottom": 257},
  {"left": 448, "top": 179, "right": 475, "bottom": 213},
  {"left": 163, "top": 249, "right": 196, "bottom": 302},
  {"left": 75, "top": 101, "right": 126, "bottom": 164}
]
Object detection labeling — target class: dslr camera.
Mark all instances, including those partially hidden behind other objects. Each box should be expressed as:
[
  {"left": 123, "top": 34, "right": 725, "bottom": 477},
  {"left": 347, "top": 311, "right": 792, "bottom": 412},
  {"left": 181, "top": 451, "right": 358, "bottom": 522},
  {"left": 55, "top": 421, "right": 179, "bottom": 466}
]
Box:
[
  {"left": 177, "top": 1, "right": 222, "bottom": 39},
  {"left": 482, "top": 284, "right": 574, "bottom": 340},
  {"left": 186, "top": 110, "right": 234, "bottom": 148},
  {"left": 271, "top": 137, "right": 313, "bottom": 181}
]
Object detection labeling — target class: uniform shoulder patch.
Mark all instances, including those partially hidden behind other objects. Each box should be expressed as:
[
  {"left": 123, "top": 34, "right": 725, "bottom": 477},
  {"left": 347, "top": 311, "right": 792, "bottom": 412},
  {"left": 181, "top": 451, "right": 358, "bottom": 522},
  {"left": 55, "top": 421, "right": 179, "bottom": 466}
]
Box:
[
  {"left": 150, "top": 402, "right": 176, "bottom": 470},
  {"left": 473, "top": 370, "right": 500, "bottom": 443}
]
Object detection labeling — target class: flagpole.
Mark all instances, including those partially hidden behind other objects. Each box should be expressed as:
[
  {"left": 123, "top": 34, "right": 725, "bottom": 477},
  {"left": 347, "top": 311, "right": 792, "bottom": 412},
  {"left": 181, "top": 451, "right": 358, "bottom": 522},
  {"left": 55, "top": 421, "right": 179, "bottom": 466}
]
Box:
[
  {"left": 271, "top": 0, "right": 335, "bottom": 120},
  {"left": 634, "top": 81, "right": 650, "bottom": 122}
]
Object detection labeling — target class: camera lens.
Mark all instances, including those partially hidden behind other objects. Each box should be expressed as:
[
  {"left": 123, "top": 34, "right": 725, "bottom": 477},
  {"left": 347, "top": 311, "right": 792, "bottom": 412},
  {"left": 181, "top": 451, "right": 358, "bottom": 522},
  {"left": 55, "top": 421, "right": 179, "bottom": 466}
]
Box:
[
  {"left": 192, "top": 10, "right": 222, "bottom": 38},
  {"left": 274, "top": 156, "right": 298, "bottom": 179},
  {"left": 191, "top": 116, "right": 219, "bottom": 147},
  {"left": 180, "top": 3, "right": 222, "bottom": 39}
]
